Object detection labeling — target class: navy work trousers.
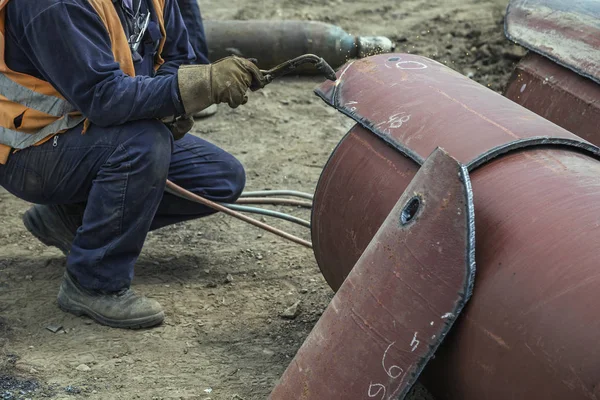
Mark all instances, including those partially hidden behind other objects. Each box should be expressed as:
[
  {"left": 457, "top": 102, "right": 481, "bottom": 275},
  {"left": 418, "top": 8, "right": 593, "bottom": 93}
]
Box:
[
  {"left": 0, "top": 121, "right": 245, "bottom": 292},
  {"left": 177, "top": 0, "right": 210, "bottom": 64}
]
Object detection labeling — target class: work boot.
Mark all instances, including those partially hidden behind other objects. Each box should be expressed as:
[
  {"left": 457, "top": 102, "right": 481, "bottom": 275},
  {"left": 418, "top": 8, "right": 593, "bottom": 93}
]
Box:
[
  {"left": 57, "top": 272, "right": 164, "bottom": 329},
  {"left": 23, "top": 204, "right": 81, "bottom": 255}
]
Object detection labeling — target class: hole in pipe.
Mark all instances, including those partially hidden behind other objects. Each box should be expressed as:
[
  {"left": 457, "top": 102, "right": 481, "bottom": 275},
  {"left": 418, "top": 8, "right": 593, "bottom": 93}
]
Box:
[{"left": 401, "top": 197, "right": 421, "bottom": 225}]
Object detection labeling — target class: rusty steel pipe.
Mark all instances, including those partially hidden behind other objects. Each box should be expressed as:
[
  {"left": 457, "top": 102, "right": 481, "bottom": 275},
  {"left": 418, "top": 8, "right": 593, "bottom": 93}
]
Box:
[
  {"left": 301, "top": 54, "right": 600, "bottom": 399},
  {"left": 505, "top": 53, "right": 600, "bottom": 147},
  {"left": 504, "top": 0, "right": 600, "bottom": 145}
]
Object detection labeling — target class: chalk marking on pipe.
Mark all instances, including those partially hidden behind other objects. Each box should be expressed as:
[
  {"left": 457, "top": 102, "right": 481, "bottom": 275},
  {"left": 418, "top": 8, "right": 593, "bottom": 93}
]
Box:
[
  {"left": 382, "top": 342, "right": 404, "bottom": 379},
  {"left": 367, "top": 382, "right": 386, "bottom": 399},
  {"left": 335, "top": 61, "right": 355, "bottom": 86},
  {"left": 396, "top": 61, "right": 428, "bottom": 70},
  {"left": 345, "top": 100, "right": 358, "bottom": 112},
  {"left": 410, "top": 332, "right": 420, "bottom": 352}
]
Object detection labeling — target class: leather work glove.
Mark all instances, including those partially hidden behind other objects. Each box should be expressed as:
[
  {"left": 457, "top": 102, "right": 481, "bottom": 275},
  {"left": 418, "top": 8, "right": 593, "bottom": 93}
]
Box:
[
  {"left": 177, "top": 56, "right": 266, "bottom": 114},
  {"left": 162, "top": 114, "right": 194, "bottom": 141}
]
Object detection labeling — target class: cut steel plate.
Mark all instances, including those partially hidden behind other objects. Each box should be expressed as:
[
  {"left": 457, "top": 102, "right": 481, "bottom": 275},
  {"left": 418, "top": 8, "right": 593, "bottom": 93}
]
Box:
[
  {"left": 270, "top": 148, "right": 475, "bottom": 400},
  {"left": 505, "top": 52, "right": 600, "bottom": 146},
  {"left": 311, "top": 54, "right": 600, "bottom": 399},
  {"left": 505, "top": 0, "right": 600, "bottom": 84}
]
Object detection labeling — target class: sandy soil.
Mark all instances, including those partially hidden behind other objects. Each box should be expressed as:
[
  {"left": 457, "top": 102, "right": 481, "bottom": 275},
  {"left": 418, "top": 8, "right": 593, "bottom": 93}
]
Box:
[{"left": 0, "top": 0, "right": 525, "bottom": 399}]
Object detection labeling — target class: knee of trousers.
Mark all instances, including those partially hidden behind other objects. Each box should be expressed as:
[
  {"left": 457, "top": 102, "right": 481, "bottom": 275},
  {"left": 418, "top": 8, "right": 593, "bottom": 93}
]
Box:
[
  {"left": 123, "top": 119, "right": 173, "bottom": 183},
  {"left": 221, "top": 155, "right": 246, "bottom": 203}
]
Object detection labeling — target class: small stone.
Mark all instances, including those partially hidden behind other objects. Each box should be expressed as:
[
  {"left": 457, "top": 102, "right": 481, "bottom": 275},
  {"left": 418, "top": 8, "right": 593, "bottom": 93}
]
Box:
[
  {"left": 206, "top": 282, "right": 218, "bottom": 288},
  {"left": 256, "top": 254, "right": 263, "bottom": 260},
  {"left": 299, "top": 288, "right": 308, "bottom": 294},
  {"left": 64, "top": 386, "right": 81, "bottom": 394},
  {"left": 225, "top": 274, "right": 234, "bottom": 284},
  {"left": 25, "top": 275, "right": 33, "bottom": 281},
  {"left": 280, "top": 301, "right": 301, "bottom": 320},
  {"left": 279, "top": 99, "right": 290, "bottom": 105},
  {"left": 262, "top": 349, "right": 275, "bottom": 356},
  {"left": 46, "top": 324, "right": 63, "bottom": 333},
  {"left": 75, "top": 364, "right": 91, "bottom": 372},
  {"left": 84, "top": 320, "right": 93, "bottom": 325}
]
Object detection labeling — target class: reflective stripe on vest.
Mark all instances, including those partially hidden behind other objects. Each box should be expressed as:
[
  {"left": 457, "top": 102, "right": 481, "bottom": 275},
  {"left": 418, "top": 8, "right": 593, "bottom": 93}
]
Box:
[
  {"left": 0, "top": 113, "right": 85, "bottom": 149},
  {"left": 0, "top": 72, "right": 77, "bottom": 117},
  {"left": 0, "top": 0, "right": 166, "bottom": 153}
]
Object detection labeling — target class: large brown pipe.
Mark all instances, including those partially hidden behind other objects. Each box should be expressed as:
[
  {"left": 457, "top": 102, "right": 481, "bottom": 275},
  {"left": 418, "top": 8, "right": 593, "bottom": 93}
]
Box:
[{"left": 308, "top": 54, "right": 600, "bottom": 399}]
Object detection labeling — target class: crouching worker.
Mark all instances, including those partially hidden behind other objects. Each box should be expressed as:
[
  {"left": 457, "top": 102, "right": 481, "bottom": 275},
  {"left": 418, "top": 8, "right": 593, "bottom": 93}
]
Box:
[{"left": 0, "top": 0, "right": 265, "bottom": 329}]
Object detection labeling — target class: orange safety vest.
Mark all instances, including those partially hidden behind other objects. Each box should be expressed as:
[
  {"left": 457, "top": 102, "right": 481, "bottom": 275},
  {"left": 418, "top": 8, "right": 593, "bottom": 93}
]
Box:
[{"left": 0, "top": 0, "right": 167, "bottom": 164}]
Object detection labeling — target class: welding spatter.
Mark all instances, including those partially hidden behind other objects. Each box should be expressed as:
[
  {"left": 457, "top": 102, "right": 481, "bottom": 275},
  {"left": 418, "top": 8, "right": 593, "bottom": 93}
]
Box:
[{"left": 258, "top": 54, "right": 338, "bottom": 84}]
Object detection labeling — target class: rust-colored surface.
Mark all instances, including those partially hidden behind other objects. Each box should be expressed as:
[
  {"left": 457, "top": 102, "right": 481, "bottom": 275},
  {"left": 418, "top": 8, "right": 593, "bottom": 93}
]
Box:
[
  {"left": 505, "top": 52, "right": 600, "bottom": 146},
  {"left": 270, "top": 149, "right": 475, "bottom": 400},
  {"left": 505, "top": 0, "right": 600, "bottom": 84},
  {"left": 313, "top": 53, "right": 598, "bottom": 291},
  {"left": 311, "top": 54, "right": 600, "bottom": 399}
]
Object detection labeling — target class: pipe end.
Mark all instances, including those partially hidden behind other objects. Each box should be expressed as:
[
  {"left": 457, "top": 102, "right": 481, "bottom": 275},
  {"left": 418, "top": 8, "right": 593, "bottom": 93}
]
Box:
[{"left": 357, "top": 36, "right": 395, "bottom": 58}]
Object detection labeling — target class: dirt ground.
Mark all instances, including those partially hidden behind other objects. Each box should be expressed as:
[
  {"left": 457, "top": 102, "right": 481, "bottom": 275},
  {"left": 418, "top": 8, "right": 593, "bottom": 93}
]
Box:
[{"left": 0, "top": 0, "right": 526, "bottom": 399}]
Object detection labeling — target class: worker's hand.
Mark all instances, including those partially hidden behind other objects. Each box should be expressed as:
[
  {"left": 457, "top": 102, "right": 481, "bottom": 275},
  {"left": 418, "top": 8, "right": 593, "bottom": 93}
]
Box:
[
  {"left": 177, "top": 56, "right": 266, "bottom": 114},
  {"left": 162, "top": 114, "right": 194, "bottom": 141}
]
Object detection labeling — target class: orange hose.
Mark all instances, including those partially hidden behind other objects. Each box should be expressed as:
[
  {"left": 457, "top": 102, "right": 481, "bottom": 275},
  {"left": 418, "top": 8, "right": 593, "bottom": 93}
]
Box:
[{"left": 165, "top": 180, "right": 313, "bottom": 248}]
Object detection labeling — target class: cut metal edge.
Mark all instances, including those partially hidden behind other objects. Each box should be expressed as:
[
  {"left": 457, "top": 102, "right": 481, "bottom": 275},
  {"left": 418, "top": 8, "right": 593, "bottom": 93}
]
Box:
[
  {"left": 395, "top": 151, "right": 477, "bottom": 398},
  {"left": 314, "top": 85, "right": 426, "bottom": 165},
  {"left": 315, "top": 82, "right": 600, "bottom": 171},
  {"left": 467, "top": 137, "right": 600, "bottom": 171},
  {"left": 504, "top": 2, "right": 600, "bottom": 86}
]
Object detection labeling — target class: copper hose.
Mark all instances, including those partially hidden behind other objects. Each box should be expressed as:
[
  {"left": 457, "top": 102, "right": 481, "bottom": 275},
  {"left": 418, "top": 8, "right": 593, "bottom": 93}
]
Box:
[{"left": 165, "top": 180, "right": 313, "bottom": 248}]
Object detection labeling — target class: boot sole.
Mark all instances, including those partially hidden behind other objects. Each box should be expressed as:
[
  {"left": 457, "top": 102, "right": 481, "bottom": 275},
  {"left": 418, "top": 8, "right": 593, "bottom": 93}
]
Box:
[
  {"left": 23, "top": 211, "right": 70, "bottom": 256},
  {"left": 58, "top": 293, "right": 164, "bottom": 330}
]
